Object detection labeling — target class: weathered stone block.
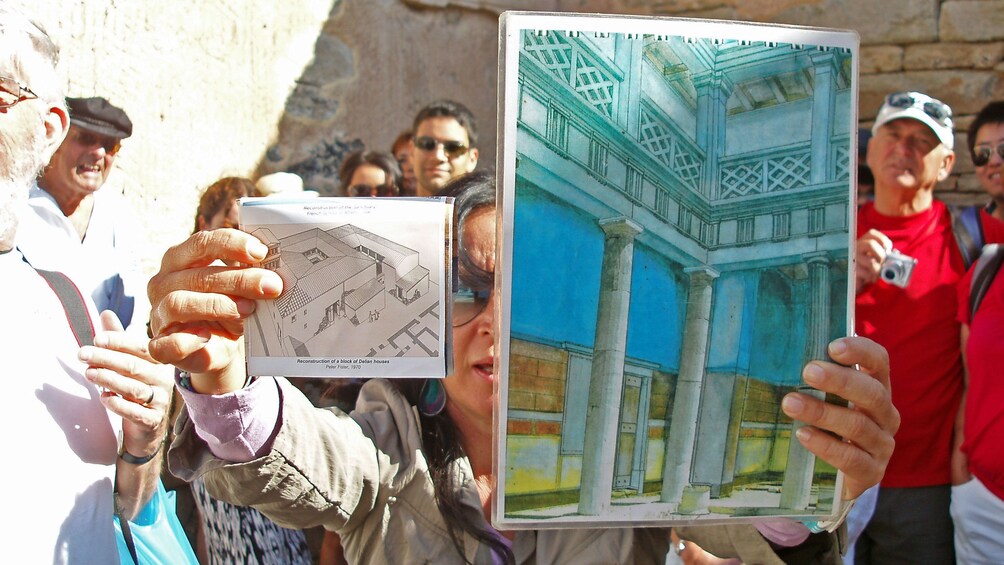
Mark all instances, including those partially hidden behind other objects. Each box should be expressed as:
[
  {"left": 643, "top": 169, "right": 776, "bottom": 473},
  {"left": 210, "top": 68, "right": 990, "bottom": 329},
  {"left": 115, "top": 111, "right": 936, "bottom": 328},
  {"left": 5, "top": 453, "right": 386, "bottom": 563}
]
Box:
[
  {"left": 861, "top": 46, "right": 904, "bottom": 74},
  {"left": 941, "top": 1, "right": 1004, "bottom": 42},
  {"left": 859, "top": 70, "right": 1004, "bottom": 119},
  {"left": 768, "top": 0, "right": 939, "bottom": 44},
  {"left": 905, "top": 42, "right": 1004, "bottom": 70}
]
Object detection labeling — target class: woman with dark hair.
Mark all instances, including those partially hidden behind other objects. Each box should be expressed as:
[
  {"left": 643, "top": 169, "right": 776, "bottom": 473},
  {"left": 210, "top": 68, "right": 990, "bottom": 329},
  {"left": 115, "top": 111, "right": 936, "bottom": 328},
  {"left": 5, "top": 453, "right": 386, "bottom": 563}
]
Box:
[
  {"left": 150, "top": 172, "right": 899, "bottom": 564},
  {"left": 338, "top": 149, "right": 402, "bottom": 197},
  {"left": 391, "top": 130, "right": 418, "bottom": 197},
  {"left": 193, "top": 176, "right": 253, "bottom": 233}
]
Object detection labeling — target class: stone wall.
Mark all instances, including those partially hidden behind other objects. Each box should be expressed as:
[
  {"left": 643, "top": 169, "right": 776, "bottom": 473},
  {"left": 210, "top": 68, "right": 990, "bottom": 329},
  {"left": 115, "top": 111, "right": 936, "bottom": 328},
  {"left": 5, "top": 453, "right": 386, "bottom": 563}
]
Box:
[{"left": 15, "top": 0, "right": 1004, "bottom": 272}]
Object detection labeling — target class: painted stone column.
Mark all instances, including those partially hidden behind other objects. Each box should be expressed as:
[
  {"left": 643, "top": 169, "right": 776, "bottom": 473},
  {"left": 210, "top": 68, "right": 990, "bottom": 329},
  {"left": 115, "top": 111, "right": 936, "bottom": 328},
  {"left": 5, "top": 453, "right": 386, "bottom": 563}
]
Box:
[
  {"left": 578, "top": 217, "right": 643, "bottom": 515},
  {"left": 809, "top": 52, "right": 838, "bottom": 184},
  {"left": 660, "top": 265, "right": 719, "bottom": 508},
  {"left": 614, "top": 33, "right": 643, "bottom": 137},
  {"left": 693, "top": 71, "right": 733, "bottom": 200},
  {"left": 781, "top": 252, "right": 831, "bottom": 509}
]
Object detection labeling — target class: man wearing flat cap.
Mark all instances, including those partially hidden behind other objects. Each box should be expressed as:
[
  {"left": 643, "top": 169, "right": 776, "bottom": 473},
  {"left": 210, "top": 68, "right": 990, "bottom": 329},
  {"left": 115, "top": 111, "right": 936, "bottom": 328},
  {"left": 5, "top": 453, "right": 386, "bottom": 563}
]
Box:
[{"left": 18, "top": 95, "right": 150, "bottom": 334}]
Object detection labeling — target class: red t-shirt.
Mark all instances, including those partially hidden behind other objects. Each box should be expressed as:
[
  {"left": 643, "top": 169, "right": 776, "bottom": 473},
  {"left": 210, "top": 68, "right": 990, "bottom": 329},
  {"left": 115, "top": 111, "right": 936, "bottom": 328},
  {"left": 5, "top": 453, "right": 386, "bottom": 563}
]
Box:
[
  {"left": 856, "top": 201, "right": 965, "bottom": 487},
  {"left": 957, "top": 257, "right": 1004, "bottom": 501},
  {"left": 980, "top": 207, "right": 1004, "bottom": 245}
]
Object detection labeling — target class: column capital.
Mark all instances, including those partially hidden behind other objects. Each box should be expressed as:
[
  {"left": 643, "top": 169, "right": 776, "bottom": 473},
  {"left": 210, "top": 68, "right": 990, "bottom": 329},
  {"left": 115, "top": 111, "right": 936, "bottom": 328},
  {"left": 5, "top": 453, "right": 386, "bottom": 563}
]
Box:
[
  {"left": 692, "top": 70, "right": 734, "bottom": 97},
  {"left": 683, "top": 265, "right": 720, "bottom": 283},
  {"left": 598, "top": 216, "right": 643, "bottom": 239},
  {"left": 802, "top": 251, "right": 833, "bottom": 265},
  {"left": 809, "top": 50, "right": 839, "bottom": 73}
]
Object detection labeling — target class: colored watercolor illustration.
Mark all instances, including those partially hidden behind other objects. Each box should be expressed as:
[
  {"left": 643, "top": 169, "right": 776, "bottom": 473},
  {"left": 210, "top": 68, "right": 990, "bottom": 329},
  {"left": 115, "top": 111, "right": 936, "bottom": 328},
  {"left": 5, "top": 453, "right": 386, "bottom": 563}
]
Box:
[
  {"left": 496, "top": 14, "right": 857, "bottom": 527},
  {"left": 241, "top": 197, "right": 451, "bottom": 378}
]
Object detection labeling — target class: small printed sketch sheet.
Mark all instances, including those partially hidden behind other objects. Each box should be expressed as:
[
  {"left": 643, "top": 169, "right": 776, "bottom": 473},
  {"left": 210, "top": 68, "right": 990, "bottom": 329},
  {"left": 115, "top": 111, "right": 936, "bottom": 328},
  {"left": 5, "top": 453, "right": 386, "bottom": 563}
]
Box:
[{"left": 240, "top": 196, "right": 453, "bottom": 378}]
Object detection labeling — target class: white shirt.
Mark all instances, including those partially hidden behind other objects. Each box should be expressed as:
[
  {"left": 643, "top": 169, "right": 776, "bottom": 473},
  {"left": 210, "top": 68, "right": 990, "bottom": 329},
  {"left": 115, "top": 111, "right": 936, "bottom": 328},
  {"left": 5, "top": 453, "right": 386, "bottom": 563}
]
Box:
[
  {"left": 17, "top": 185, "right": 150, "bottom": 333},
  {"left": 0, "top": 247, "right": 120, "bottom": 563}
]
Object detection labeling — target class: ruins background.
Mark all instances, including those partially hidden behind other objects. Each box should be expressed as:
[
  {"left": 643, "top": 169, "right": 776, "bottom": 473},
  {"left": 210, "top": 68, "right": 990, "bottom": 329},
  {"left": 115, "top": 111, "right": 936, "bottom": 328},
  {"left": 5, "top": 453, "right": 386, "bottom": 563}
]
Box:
[{"left": 16, "top": 0, "right": 1004, "bottom": 271}]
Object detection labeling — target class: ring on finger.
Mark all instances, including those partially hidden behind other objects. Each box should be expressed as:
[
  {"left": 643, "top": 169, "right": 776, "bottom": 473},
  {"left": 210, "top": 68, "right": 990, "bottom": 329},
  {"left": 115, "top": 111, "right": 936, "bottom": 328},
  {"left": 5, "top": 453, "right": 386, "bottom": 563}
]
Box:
[
  {"left": 674, "top": 540, "right": 686, "bottom": 555},
  {"left": 140, "top": 385, "right": 155, "bottom": 407}
]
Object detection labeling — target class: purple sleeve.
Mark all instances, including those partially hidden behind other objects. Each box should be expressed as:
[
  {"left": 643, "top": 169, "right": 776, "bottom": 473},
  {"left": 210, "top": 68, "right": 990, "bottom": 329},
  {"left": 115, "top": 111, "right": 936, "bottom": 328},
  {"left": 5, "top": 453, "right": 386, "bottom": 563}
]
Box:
[
  {"left": 754, "top": 520, "right": 811, "bottom": 547},
  {"left": 175, "top": 375, "right": 281, "bottom": 462}
]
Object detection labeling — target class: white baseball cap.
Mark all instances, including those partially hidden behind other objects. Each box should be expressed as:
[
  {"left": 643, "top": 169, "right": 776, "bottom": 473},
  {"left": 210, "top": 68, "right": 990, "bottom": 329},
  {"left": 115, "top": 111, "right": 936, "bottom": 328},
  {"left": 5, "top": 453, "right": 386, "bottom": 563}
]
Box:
[{"left": 872, "top": 91, "right": 954, "bottom": 149}]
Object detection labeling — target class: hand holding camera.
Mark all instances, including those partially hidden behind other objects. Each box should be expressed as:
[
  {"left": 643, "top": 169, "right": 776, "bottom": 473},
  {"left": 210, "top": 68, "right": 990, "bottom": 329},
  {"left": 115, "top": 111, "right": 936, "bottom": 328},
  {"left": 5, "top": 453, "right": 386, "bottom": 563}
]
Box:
[
  {"left": 856, "top": 229, "right": 917, "bottom": 292},
  {"left": 879, "top": 248, "right": 918, "bottom": 288}
]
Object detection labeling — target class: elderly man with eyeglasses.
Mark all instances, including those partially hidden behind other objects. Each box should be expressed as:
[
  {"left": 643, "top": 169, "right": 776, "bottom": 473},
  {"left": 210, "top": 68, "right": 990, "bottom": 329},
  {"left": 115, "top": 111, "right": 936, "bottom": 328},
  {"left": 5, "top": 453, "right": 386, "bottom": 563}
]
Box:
[
  {"left": 0, "top": 7, "right": 171, "bottom": 562},
  {"left": 409, "top": 99, "right": 480, "bottom": 197},
  {"left": 850, "top": 91, "right": 1004, "bottom": 564},
  {"left": 17, "top": 94, "right": 151, "bottom": 335}
]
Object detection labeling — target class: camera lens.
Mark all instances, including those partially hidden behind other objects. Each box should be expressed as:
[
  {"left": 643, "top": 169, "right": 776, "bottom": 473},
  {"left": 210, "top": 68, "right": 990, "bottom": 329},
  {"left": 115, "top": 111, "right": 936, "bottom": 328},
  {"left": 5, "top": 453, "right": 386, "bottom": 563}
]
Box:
[{"left": 882, "top": 265, "right": 900, "bottom": 281}]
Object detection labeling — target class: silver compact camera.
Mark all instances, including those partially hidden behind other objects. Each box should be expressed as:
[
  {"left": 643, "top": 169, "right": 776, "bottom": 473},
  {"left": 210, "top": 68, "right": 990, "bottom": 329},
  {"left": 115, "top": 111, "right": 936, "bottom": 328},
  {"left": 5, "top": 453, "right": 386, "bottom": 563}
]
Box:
[{"left": 880, "top": 249, "right": 918, "bottom": 288}]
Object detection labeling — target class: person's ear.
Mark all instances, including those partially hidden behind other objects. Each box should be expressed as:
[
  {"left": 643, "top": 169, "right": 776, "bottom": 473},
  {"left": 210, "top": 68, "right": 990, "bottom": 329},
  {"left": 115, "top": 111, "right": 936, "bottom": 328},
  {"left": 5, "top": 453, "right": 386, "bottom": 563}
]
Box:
[
  {"left": 42, "top": 104, "right": 68, "bottom": 152},
  {"left": 937, "top": 149, "right": 956, "bottom": 182},
  {"left": 466, "top": 147, "right": 479, "bottom": 172}
]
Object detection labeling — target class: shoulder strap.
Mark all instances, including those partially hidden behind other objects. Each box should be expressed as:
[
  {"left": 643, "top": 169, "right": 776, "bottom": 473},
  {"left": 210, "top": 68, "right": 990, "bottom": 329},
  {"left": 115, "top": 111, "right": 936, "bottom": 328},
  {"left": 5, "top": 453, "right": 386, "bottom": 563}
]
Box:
[
  {"left": 971, "top": 243, "right": 1004, "bottom": 319},
  {"left": 947, "top": 204, "right": 987, "bottom": 270},
  {"left": 949, "top": 204, "right": 985, "bottom": 270},
  {"left": 34, "top": 269, "right": 95, "bottom": 347}
]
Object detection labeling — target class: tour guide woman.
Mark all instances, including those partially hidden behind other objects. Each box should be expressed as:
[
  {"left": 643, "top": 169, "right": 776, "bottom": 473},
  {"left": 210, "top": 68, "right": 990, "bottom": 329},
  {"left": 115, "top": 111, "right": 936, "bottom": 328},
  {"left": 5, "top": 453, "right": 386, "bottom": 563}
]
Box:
[{"left": 148, "top": 171, "right": 899, "bottom": 564}]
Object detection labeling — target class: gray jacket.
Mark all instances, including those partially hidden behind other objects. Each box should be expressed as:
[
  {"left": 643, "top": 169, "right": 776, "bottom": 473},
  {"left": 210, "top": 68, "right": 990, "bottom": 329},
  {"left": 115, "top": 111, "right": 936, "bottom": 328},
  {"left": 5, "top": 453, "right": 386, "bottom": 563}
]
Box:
[{"left": 169, "top": 378, "right": 837, "bottom": 564}]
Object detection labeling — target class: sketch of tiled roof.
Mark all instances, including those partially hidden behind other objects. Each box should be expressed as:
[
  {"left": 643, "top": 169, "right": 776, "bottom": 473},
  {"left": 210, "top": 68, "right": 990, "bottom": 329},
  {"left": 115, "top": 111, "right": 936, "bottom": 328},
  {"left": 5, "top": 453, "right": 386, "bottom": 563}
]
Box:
[
  {"left": 250, "top": 227, "right": 279, "bottom": 245},
  {"left": 397, "top": 264, "right": 430, "bottom": 292},
  {"left": 275, "top": 262, "right": 311, "bottom": 318},
  {"left": 344, "top": 277, "right": 384, "bottom": 311},
  {"left": 327, "top": 224, "right": 418, "bottom": 270}
]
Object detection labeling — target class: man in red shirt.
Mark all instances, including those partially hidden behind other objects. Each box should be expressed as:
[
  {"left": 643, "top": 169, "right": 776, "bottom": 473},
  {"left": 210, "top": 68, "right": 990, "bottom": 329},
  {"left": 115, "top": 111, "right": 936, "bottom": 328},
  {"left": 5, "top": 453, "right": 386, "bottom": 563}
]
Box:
[{"left": 853, "top": 91, "right": 960, "bottom": 564}]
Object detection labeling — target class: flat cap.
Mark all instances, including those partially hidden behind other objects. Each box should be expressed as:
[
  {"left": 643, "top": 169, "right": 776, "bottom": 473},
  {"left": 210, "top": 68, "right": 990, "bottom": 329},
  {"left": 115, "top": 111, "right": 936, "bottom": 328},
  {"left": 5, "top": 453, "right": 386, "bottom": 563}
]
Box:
[{"left": 67, "top": 96, "right": 132, "bottom": 139}]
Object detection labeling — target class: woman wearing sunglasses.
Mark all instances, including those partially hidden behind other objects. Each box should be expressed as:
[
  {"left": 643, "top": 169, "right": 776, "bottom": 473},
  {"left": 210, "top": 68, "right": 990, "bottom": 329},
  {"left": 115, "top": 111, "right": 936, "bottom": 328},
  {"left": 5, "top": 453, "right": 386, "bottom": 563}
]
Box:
[
  {"left": 150, "top": 172, "right": 898, "bottom": 564},
  {"left": 338, "top": 149, "right": 402, "bottom": 197}
]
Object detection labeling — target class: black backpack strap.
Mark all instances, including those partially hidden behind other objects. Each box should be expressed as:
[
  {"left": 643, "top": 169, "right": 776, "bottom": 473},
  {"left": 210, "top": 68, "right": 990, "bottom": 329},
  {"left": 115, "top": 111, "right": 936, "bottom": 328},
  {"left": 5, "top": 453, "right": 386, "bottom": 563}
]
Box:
[
  {"left": 971, "top": 244, "right": 1004, "bottom": 320},
  {"left": 34, "top": 269, "right": 95, "bottom": 347},
  {"left": 949, "top": 204, "right": 985, "bottom": 270}
]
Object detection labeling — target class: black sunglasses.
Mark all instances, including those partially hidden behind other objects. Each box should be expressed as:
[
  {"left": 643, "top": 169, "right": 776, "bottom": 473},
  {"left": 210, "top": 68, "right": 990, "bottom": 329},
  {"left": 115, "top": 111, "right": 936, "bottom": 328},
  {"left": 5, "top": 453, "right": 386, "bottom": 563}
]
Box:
[
  {"left": 414, "top": 136, "right": 469, "bottom": 159},
  {"left": 75, "top": 130, "right": 122, "bottom": 155},
  {"left": 885, "top": 92, "right": 952, "bottom": 127},
  {"left": 972, "top": 142, "right": 1004, "bottom": 167},
  {"left": 347, "top": 183, "right": 398, "bottom": 197},
  {"left": 451, "top": 256, "right": 492, "bottom": 327}
]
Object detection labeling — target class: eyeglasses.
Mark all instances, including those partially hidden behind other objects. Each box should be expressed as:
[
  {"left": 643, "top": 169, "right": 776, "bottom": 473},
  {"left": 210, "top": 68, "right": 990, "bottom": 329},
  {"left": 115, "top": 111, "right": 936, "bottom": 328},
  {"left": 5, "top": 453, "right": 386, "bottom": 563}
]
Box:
[
  {"left": 347, "top": 183, "right": 398, "bottom": 197},
  {"left": 451, "top": 256, "right": 492, "bottom": 327},
  {"left": 0, "top": 75, "right": 38, "bottom": 110},
  {"left": 74, "top": 130, "right": 122, "bottom": 155},
  {"left": 414, "top": 136, "right": 469, "bottom": 159},
  {"left": 885, "top": 92, "right": 953, "bottom": 127},
  {"left": 972, "top": 142, "right": 1004, "bottom": 167}
]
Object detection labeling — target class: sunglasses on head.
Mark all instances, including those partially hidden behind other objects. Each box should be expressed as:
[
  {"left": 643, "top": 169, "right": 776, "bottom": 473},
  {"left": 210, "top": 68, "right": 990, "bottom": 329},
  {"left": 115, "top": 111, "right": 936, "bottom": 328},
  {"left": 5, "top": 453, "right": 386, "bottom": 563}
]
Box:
[
  {"left": 75, "top": 130, "right": 121, "bottom": 155},
  {"left": 451, "top": 256, "right": 492, "bottom": 327},
  {"left": 414, "top": 136, "right": 469, "bottom": 159},
  {"left": 0, "top": 75, "right": 37, "bottom": 109},
  {"left": 972, "top": 142, "right": 1004, "bottom": 167},
  {"left": 347, "top": 183, "right": 398, "bottom": 197},
  {"left": 885, "top": 91, "right": 952, "bottom": 127}
]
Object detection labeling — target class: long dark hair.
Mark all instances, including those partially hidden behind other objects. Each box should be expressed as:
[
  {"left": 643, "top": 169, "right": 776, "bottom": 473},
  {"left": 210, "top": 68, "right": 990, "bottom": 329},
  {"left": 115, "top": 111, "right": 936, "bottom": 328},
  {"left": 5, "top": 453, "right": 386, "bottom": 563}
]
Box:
[
  {"left": 331, "top": 170, "right": 512, "bottom": 563},
  {"left": 417, "top": 171, "right": 512, "bottom": 564}
]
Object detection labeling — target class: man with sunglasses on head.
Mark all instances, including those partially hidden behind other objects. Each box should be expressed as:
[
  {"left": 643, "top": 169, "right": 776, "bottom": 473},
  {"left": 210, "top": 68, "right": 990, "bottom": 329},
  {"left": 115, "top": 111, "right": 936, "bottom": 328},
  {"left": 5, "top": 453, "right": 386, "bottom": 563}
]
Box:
[
  {"left": 851, "top": 91, "right": 1003, "bottom": 564},
  {"left": 18, "top": 95, "right": 151, "bottom": 334},
  {"left": 409, "top": 99, "right": 480, "bottom": 197}
]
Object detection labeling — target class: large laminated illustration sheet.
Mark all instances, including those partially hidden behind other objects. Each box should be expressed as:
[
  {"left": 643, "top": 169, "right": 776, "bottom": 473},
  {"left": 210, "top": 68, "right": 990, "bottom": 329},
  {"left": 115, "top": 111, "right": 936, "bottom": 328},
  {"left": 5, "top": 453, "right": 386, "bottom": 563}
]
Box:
[
  {"left": 494, "top": 11, "right": 858, "bottom": 528},
  {"left": 241, "top": 196, "right": 454, "bottom": 378}
]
